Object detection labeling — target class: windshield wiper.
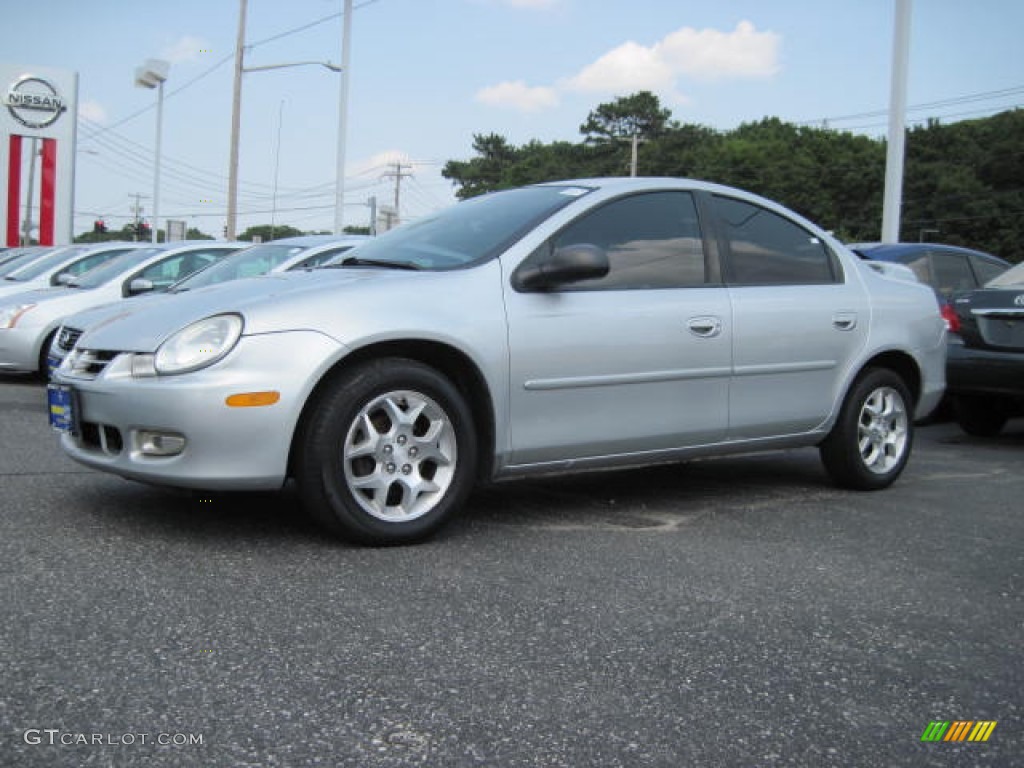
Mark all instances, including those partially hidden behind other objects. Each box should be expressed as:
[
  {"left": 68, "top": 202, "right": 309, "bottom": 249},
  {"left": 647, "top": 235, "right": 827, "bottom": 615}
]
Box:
[{"left": 336, "top": 256, "right": 421, "bottom": 271}]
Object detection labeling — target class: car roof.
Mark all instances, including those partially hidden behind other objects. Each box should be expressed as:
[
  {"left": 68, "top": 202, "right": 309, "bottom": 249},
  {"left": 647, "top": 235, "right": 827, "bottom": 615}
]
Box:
[
  {"left": 255, "top": 234, "right": 356, "bottom": 247},
  {"left": 849, "top": 242, "right": 1010, "bottom": 265}
]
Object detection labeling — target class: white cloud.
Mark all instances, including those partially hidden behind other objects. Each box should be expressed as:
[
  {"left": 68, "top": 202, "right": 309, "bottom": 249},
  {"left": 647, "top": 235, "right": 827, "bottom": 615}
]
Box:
[
  {"left": 476, "top": 80, "right": 560, "bottom": 112},
  {"left": 160, "top": 35, "right": 212, "bottom": 65},
  {"left": 477, "top": 20, "right": 779, "bottom": 112},
  {"left": 657, "top": 20, "right": 780, "bottom": 80},
  {"left": 78, "top": 100, "right": 107, "bottom": 124},
  {"left": 563, "top": 40, "right": 676, "bottom": 95},
  {"left": 352, "top": 150, "right": 412, "bottom": 177}
]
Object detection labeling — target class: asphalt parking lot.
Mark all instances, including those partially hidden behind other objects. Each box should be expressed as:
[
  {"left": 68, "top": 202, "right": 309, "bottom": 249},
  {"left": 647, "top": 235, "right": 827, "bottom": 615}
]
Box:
[{"left": 0, "top": 372, "right": 1021, "bottom": 767}]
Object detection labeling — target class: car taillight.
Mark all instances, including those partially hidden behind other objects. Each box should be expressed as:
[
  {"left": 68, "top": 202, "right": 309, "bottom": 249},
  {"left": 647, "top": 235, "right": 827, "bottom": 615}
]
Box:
[{"left": 940, "top": 303, "right": 961, "bottom": 333}]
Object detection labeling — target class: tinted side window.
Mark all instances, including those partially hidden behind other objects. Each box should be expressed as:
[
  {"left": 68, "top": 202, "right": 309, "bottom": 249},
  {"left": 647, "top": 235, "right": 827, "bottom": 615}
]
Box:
[
  {"left": 929, "top": 251, "right": 976, "bottom": 296},
  {"left": 551, "top": 191, "right": 706, "bottom": 290},
  {"left": 714, "top": 196, "right": 837, "bottom": 285},
  {"left": 66, "top": 248, "right": 132, "bottom": 277},
  {"left": 970, "top": 255, "right": 1007, "bottom": 286},
  {"left": 907, "top": 254, "right": 933, "bottom": 285}
]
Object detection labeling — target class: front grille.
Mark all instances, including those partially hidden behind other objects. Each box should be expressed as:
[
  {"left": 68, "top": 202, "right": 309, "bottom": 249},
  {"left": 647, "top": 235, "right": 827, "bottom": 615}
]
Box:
[
  {"left": 65, "top": 348, "right": 120, "bottom": 379},
  {"left": 56, "top": 325, "right": 83, "bottom": 352}
]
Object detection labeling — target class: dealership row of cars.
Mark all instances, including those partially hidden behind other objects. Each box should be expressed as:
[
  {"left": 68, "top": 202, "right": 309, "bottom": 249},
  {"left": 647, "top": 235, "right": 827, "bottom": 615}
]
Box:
[{"left": 1, "top": 180, "right": 1021, "bottom": 544}]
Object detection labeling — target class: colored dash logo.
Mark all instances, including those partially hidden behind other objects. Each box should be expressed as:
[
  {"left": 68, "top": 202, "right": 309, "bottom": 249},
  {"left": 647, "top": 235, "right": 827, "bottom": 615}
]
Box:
[{"left": 921, "top": 721, "right": 997, "bottom": 742}]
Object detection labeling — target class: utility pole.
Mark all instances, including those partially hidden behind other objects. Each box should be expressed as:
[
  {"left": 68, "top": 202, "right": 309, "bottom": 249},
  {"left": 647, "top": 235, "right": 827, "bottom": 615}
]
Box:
[
  {"left": 881, "top": 0, "right": 912, "bottom": 243},
  {"left": 382, "top": 162, "right": 413, "bottom": 226},
  {"left": 367, "top": 195, "right": 377, "bottom": 235},
  {"left": 130, "top": 193, "right": 149, "bottom": 241},
  {"left": 21, "top": 138, "right": 39, "bottom": 245},
  {"left": 226, "top": 0, "right": 249, "bottom": 241},
  {"left": 334, "top": 0, "right": 353, "bottom": 234}
]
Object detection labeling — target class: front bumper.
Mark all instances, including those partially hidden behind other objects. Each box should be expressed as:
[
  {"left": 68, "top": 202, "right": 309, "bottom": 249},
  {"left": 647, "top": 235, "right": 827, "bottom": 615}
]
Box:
[
  {"left": 0, "top": 325, "right": 46, "bottom": 372},
  {"left": 53, "top": 330, "right": 345, "bottom": 490}
]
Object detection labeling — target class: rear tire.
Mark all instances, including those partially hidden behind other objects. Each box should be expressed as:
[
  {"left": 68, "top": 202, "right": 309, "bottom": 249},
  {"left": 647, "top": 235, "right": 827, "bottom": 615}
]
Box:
[
  {"left": 294, "top": 358, "right": 477, "bottom": 545},
  {"left": 820, "top": 368, "right": 914, "bottom": 490},
  {"left": 952, "top": 395, "right": 1008, "bottom": 437}
]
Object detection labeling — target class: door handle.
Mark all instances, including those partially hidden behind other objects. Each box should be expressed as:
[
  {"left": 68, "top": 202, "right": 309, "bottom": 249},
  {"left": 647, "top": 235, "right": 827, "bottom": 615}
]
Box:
[
  {"left": 833, "top": 312, "right": 858, "bottom": 331},
  {"left": 687, "top": 316, "right": 722, "bottom": 338}
]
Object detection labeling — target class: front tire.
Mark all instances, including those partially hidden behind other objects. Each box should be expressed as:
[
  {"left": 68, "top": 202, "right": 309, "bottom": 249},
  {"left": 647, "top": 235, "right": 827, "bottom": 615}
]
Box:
[
  {"left": 820, "top": 368, "right": 914, "bottom": 490},
  {"left": 295, "top": 358, "right": 477, "bottom": 545}
]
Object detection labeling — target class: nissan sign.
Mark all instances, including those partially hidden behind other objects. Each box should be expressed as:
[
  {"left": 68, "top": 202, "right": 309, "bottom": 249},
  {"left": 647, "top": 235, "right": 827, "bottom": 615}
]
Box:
[{"left": 4, "top": 75, "right": 66, "bottom": 129}]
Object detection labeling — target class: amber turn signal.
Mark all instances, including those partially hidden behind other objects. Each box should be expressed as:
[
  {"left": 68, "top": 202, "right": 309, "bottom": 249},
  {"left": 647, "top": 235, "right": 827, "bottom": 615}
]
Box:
[{"left": 225, "top": 391, "right": 281, "bottom": 408}]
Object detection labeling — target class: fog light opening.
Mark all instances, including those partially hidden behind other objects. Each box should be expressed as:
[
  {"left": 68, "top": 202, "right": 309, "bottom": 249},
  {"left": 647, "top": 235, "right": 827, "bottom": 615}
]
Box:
[{"left": 137, "top": 430, "right": 186, "bottom": 457}]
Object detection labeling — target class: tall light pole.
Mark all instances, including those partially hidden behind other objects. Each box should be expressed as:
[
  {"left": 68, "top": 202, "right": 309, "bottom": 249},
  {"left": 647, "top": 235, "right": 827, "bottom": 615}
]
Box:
[
  {"left": 335, "top": 0, "right": 353, "bottom": 234},
  {"left": 226, "top": 0, "right": 249, "bottom": 241},
  {"left": 226, "top": 0, "right": 343, "bottom": 240},
  {"left": 881, "top": 0, "right": 912, "bottom": 243},
  {"left": 135, "top": 59, "right": 170, "bottom": 243}
]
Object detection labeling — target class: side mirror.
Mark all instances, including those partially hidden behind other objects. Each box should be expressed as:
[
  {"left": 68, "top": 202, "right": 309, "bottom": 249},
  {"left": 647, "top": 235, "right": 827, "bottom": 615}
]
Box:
[
  {"left": 55, "top": 272, "right": 74, "bottom": 286},
  {"left": 127, "top": 277, "right": 155, "bottom": 296},
  {"left": 514, "top": 244, "right": 609, "bottom": 292}
]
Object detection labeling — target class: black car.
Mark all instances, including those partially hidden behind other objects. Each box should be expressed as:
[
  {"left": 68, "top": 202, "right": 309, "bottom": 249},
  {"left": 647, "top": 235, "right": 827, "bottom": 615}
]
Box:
[
  {"left": 945, "top": 261, "right": 1024, "bottom": 435},
  {"left": 849, "top": 242, "right": 1010, "bottom": 304}
]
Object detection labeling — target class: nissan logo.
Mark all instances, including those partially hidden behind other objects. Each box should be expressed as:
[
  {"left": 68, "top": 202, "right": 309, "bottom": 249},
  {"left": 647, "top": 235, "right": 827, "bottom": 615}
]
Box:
[{"left": 4, "top": 75, "right": 66, "bottom": 129}]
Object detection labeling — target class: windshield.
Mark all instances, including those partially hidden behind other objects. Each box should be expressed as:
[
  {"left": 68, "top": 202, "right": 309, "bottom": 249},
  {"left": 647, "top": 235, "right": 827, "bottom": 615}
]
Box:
[
  {"left": 5, "top": 246, "right": 85, "bottom": 281},
  {"left": 71, "top": 247, "right": 165, "bottom": 289},
  {"left": 170, "top": 243, "right": 308, "bottom": 291},
  {"left": 326, "top": 185, "right": 593, "bottom": 270},
  {"left": 0, "top": 248, "right": 50, "bottom": 277},
  {"left": 986, "top": 261, "right": 1024, "bottom": 288}
]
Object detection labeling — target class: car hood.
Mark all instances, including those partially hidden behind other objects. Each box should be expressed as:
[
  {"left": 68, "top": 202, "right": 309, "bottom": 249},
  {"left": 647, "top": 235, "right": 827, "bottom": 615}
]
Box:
[
  {"left": 75, "top": 268, "right": 398, "bottom": 352},
  {"left": 60, "top": 291, "right": 172, "bottom": 334},
  {"left": 0, "top": 285, "right": 77, "bottom": 307}
]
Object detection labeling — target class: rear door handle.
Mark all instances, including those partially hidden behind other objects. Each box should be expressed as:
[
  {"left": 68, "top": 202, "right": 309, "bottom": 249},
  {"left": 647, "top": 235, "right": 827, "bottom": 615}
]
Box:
[
  {"left": 687, "top": 316, "right": 722, "bottom": 338},
  {"left": 833, "top": 312, "right": 858, "bottom": 331}
]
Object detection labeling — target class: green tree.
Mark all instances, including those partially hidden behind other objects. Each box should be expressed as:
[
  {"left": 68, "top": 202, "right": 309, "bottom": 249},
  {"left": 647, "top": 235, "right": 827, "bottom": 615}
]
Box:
[
  {"left": 238, "top": 224, "right": 304, "bottom": 242},
  {"left": 579, "top": 91, "right": 672, "bottom": 143},
  {"left": 442, "top": 133, "right": 519, "bottom": 200}
]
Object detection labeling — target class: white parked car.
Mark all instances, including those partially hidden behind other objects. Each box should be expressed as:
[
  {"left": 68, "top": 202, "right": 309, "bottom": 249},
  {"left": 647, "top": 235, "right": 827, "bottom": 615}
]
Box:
[
  {"left": 46, "top": 235, "right": 369, "bottom": 372},
  {"left": 0, "top": 242, "right": 148, "bottom": 300},
  {"left": 50, "top": 179, "right": 946, "bottom": 544},
  {"left": 0, "top": 241, "right": 245, "bottom": 374}
]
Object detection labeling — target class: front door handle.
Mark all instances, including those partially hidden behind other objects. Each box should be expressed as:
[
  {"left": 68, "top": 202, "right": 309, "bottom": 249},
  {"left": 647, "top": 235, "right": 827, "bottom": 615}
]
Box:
[{"left": 687, "top": 316, "right": 722, "bottom": 338}]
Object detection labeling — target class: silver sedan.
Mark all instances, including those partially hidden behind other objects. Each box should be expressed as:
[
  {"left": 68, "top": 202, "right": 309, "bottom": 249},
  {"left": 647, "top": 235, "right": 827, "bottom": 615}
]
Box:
[
  {"left": 0, "top": 241, "right": 244, "bottom": 374},
  {"left": 50, "top": 178, "right": 946, "bottom": 544}
]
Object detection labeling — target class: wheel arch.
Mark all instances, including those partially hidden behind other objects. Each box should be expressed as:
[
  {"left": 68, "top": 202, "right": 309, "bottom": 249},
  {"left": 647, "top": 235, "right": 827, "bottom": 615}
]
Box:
[
  {"left": 856, "top": 350, "right": 922, "bottom": 407},
  {"left": 287, "top": 339, "right": 497, "bottom": 482}
]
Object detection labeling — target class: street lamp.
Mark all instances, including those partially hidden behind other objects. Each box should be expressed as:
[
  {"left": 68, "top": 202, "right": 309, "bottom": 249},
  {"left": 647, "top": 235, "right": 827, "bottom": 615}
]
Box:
[
  {"left": 225, "top": 0, "right": 345, "bottom": 240},
  {"left": 134, "top": 58, "right": 170, "bottom": 244}
]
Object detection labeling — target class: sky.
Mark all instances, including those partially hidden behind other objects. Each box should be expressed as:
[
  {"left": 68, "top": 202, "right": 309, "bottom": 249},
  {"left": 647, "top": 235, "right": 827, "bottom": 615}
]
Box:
[{"left": 4, "top": 0, "right": 1024, "bottom": 238}]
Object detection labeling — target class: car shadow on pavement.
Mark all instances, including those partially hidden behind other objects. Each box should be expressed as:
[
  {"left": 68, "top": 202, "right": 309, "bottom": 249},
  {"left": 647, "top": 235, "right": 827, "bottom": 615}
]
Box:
[
  {"left": 72, "top": 479, "right": 332, "bottom": 546},
  {"left": 464, "top": 449, "right": 833, "bottom": 533}
]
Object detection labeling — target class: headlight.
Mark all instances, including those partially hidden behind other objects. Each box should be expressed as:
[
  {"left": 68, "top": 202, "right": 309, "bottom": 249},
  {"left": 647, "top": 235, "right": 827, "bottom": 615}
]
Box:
[
  {"left": 0, "top": 303, "right": 36, "bottom": 329},
  {"left": 154, "top": 314, "right": 243, "bottom": 375}
]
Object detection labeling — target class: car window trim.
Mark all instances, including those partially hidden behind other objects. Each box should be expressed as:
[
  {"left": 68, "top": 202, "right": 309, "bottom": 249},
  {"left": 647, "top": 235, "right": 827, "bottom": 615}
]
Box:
[
  {"left": 512, "top": 188, "right": 721, "bottom": 293},
  {"left": 705, "top": 192, "right": 844, "bottom": 287}
]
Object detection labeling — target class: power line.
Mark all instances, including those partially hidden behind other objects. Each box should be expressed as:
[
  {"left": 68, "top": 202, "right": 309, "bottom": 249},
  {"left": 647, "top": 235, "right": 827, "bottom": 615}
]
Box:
[{"left": 796, "top": 84, "right": 1024, "bottom": 127}]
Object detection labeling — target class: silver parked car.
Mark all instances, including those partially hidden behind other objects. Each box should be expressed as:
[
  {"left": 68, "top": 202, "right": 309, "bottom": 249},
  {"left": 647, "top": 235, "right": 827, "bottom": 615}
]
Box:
[
  {"left": 46, "top": 235, "right": 370, "bottom": 372},
  {"left": 50, "top": 179, "right": 946, "bottom": 544},
  {"left": 0, "top": 241, "right": 244, "bottom": 374},
  {"left": 0, "top": 242, "right": 148, "bottom": 300}
]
